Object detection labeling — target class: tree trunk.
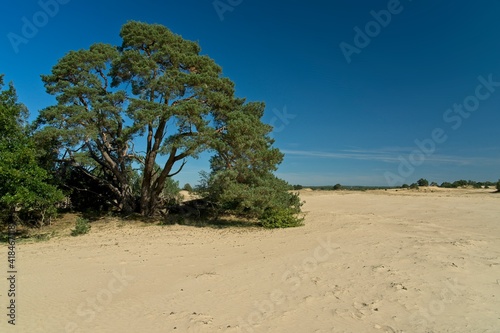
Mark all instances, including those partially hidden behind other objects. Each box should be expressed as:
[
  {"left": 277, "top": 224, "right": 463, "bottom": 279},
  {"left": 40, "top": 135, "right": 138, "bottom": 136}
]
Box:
[
  {"left": 140, "top": 153, "right": 155, "bottom": 216},
  {"left": 119, "top": 184, "right": 137, "bottom": 214},
  {"left": 139, "top": 188, "right": 154, "bottom": 216}
]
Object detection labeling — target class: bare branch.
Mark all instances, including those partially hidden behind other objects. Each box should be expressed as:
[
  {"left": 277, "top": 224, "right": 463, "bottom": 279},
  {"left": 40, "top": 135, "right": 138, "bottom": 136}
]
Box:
[{"left": 167, "top": 159, "right": 187, "bottom": 177}]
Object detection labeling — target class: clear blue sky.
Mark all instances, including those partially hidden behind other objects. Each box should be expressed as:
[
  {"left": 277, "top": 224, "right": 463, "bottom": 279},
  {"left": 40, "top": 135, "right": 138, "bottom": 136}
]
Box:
[{"left": 1, "top": 0, "right": 499, "bottom": 186}]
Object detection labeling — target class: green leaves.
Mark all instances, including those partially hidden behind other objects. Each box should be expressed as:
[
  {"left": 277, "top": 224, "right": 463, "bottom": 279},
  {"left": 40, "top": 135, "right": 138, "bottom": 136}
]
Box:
[
  {"left": 0, "top": 78, "right": 63, "bottom": 225},
  {"left": 36, "top": 21, "right": 299, "bottom": 219}
]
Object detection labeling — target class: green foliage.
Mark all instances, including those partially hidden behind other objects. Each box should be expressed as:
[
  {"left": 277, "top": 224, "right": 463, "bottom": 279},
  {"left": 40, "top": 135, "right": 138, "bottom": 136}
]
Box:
[
  {"left": 471, "top": 182, "right": 482, "bottom": 189},
  {"left": 333, "top": 184, "right": 342, "bottom": 190},
  {"left": 70, "top": 217, "right": 91, "bottom": 236},
  {"left": 292, "top": 184, "right": 303, "bottom": 190},
  {"left": 452, "top": 179, "right": 467, "bottom": 188},
  {"left": 409, "top": 183, "right": 419, "bottom": 190},
  {"left": 183, "top": 183, "right": 194, "bottom": 192},
  {"left": 417, "top": 178, "right": 429, "bottom": 187},
  {"left": 195, "top": 96, "right": 303, "bottom": 227},
  {"left": 36, "top": 21, "right": 271, "bottom": 216},
  {"left": 439, "top": 180, "right": 498, "bottom": 189},
  {"left": 162, "top": 177, "right": 182, "bottom": 206},
  {"left": 401, "top": 184, "right": 409, "bottom": 189},
  {"left": 496, "top": 180, "right": 500, "bottom": 191},
  {"left": 260, "top": 207, "right": 304, "bottom": 229},
  {"left": 0, "top": 76, "right": 64, "bottom": 226},
  {"left": 197, "top": 169, "right": 303, "bottom": 226}
]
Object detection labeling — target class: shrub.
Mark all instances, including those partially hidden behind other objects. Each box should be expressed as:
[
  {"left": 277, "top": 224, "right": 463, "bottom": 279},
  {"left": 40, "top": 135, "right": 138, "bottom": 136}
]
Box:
[
  {"left": 409, "top": 183, "right": 419, "bottom": 190},
  {"left": 452, "top": 180, "right": 467, "bottom": 188},
  {"left": 333, "top": 184, "right": 342, "bottom": 190},
  {"left": 401, "top": 184, "right": 409, "bottom": 189},
  {"left": 183, "top": 183, "right": 193, "bottom": 192},
  {"left": 70, "top": 217, "right": 91, "bottom": 236},
  {"left": 260, "top": 208, "right": 304, "bottom": 229},
  {"left": 0, "top": 76, "right": 64, "bottom": 226},
  {"left": 197, "top": 170, "right": 303, "bottom": 227},
  {"left": 417, "top": 178, "right": 429, "bottom": 187},
  {"left": 496, "top": 180, "right": 500, "bottom": 192}
]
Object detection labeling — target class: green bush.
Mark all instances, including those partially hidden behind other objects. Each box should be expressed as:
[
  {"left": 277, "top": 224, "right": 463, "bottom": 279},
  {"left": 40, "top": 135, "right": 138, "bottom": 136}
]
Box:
[
  {"left": 197, "top": 170, "right": 304, "bottom": 226},
  {"left": 496, "top": 180, "right": 500, "bottom": 191},
  {"left": 417, "top": 178, "right": 429, "bottom": 187},
  {"left": 71, "top": 217, "right": 91, "bottom": 236},
  {"left": 260, "top": 208, "right": 304, "bottom": 229},
  {"left": 452, "top": 179, "right": 467, "bottom": 188},
  {"left": 333, "top": 184, "right": 342, "bottom": 190},
  {"left": 183, "top": 183, "right": 193, "bottom": 192},
  {"left": 0, "top": 75, "right": 64, "bottom": 226}
]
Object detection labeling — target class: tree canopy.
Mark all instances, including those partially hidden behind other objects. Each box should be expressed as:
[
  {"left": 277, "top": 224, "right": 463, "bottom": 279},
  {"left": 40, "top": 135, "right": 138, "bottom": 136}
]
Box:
[
  {"left": 0, "top": 75, "right": 63, "bottom": 225},
  {"left": 36, "top": 21, "right": 300, "bottom": 222}
]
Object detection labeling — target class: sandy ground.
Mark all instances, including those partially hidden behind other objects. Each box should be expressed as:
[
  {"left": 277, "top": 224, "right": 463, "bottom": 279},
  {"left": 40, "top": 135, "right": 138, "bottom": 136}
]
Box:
[{"left": 1, "top": 188, "right": 499, "bottom": 333}]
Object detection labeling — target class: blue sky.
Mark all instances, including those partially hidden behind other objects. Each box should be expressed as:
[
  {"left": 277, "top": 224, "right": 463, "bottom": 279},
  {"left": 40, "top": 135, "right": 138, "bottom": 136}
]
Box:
[{"left": 1, "top": 0, "right": 499, "bottom": 186}]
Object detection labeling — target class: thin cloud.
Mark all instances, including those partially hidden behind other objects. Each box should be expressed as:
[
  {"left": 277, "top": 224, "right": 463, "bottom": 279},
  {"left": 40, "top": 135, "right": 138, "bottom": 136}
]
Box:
[{"left": 282, "top": 149, "right": 500, "bottom": 166}]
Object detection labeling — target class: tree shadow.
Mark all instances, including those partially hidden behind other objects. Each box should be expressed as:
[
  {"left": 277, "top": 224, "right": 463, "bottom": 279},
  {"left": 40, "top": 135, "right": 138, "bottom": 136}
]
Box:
[
  {"left": 158, "top": 199, "right": 262, "bottom": 229},
  {"left": 160, "top": 214, "right": 261, "bottom": 229}
]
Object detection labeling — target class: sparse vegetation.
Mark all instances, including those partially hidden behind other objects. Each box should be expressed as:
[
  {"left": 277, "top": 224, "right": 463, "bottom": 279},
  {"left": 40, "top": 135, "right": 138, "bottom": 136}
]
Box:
[
  {"left": 70, "top": 217, "right": 91, "bottom": 236},
  {"left": 409, "top": 183, "right": 419, "bottom": 190}
]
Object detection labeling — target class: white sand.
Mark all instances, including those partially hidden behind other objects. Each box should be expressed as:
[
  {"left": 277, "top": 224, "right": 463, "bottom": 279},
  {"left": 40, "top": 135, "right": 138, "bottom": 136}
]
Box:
[{"left": 1, "top": 188, "right": 499, "bottom": 332}]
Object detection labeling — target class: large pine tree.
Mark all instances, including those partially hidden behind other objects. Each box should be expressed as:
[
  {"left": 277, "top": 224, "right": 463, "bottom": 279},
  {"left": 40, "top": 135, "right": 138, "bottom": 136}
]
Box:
[{"left": 37, "top": 21, "right": 301, "bottom": 222}]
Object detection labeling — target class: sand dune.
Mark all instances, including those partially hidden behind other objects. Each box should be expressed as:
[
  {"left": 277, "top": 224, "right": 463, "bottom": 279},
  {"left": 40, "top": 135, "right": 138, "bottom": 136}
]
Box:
[{"left": 1, "top": 189, "right": 499, "bottom": 332}]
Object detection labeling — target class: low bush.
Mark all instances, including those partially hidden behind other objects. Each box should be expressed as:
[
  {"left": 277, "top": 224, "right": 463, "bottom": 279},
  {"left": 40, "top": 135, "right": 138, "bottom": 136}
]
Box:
[
  {"left": 70, "top": 217, "right": 91, "bottom": 236},
  {"left": 260, "top": 208, "right": 304, "bottom": 229}
]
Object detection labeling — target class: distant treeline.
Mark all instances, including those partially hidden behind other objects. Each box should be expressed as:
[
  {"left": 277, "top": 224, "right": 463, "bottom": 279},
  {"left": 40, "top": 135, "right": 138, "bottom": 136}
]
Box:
[{"left": 291, "top": 178, "right": 500, "bottom": 191}]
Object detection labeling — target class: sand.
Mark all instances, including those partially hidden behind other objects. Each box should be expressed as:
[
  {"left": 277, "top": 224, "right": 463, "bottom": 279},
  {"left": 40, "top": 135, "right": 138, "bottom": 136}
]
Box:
[{"left": 1, "top": 188, "right": 499, "bottom": 332}]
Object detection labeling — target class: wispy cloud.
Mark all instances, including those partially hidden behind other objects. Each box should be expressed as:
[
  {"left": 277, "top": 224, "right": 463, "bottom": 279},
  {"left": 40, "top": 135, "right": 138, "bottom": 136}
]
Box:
[{"left": 282, "top": 148, "right": 500, "bottom": 166}]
